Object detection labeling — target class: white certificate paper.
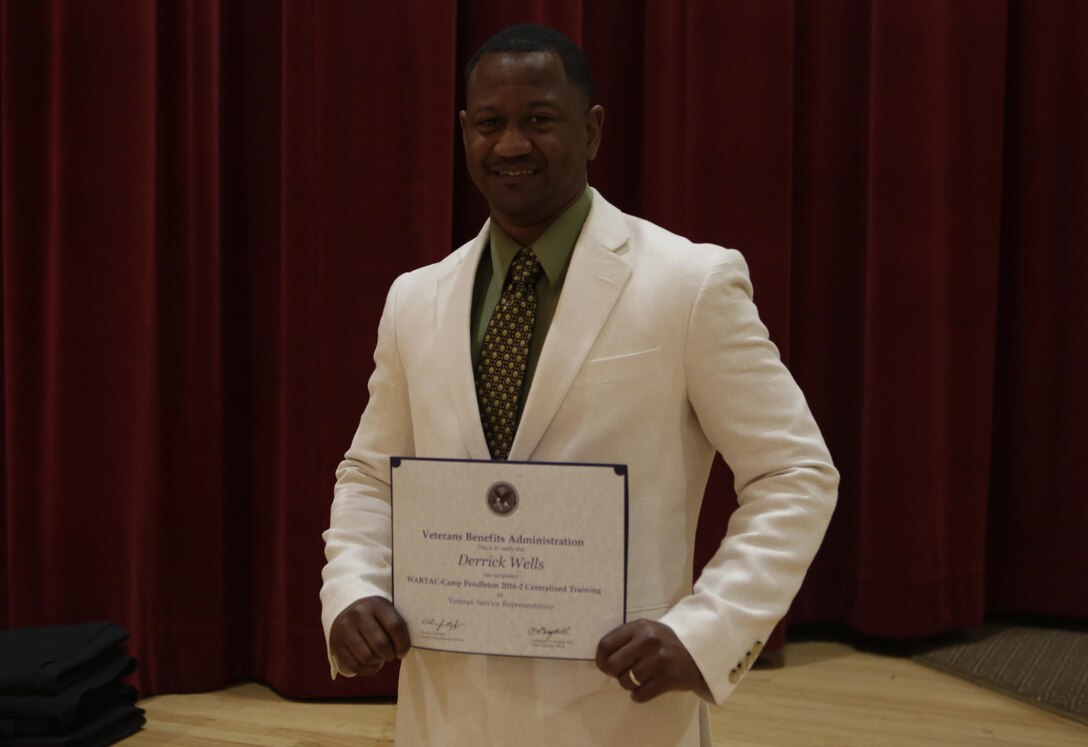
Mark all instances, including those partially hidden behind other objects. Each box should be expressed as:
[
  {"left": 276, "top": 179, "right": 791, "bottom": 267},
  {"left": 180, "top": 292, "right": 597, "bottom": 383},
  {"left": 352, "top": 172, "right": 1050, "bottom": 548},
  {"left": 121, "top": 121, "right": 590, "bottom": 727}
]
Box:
[{"left": 391, "top": 457, "right": 628, "bottom": 661}]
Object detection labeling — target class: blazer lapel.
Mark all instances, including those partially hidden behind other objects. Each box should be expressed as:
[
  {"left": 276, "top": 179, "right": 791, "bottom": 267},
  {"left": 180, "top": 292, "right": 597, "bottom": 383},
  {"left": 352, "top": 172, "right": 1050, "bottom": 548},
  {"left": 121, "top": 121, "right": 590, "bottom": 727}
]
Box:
[
  {"left": 508, "top": 193, "right": 632, "bottom": 461},
  {"left": 436, "top": 222, "right": 492, "bottom": 460}
]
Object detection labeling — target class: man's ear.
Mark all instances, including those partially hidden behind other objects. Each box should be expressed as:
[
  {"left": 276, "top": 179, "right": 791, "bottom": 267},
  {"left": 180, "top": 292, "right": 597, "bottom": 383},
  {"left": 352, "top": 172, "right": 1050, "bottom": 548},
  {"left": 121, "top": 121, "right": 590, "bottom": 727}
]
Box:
[
  {"left": 585, "top": 105, "right": 604, "bottom": 161},
  {"left": 459, "top": 110, "right": 469, "bottom": 150}
]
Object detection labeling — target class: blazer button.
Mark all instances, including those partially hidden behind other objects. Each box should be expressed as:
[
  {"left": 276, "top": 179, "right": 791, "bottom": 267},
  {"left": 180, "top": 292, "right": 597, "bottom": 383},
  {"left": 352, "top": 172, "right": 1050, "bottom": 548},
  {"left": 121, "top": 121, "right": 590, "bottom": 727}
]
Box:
[{"left": 729, "top": 668, "right": 741, "bottom": 685}]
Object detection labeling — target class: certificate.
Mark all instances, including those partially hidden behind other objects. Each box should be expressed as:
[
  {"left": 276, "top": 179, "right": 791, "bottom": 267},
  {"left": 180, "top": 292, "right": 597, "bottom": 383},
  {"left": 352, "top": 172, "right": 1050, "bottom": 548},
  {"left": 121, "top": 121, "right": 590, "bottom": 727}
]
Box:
[{"left": 391, "top": 457, "right": 627, "bottom": 661}]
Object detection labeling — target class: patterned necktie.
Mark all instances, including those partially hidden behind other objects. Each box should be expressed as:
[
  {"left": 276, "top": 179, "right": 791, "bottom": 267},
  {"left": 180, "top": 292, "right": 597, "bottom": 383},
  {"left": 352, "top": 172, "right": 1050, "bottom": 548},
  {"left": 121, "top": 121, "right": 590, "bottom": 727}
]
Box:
[{"left": 475, "top": 246, "right": 543, "bottom": 460}]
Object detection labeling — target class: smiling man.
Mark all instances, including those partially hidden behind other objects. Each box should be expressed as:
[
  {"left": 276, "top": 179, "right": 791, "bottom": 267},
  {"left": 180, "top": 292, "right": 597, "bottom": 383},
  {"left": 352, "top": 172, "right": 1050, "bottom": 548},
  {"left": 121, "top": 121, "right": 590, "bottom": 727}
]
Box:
[
  {"left": 321, "top": 23, "right": 838, "bottom": 746},
  {"left": 459, "top": 44, "right": 602, "bottom": 247}
]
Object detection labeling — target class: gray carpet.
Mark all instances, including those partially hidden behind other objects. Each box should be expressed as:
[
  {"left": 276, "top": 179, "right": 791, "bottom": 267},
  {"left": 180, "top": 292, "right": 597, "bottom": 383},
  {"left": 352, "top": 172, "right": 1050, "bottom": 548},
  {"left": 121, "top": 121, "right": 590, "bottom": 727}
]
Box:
[{"left": 913, "top": 622, "right": 1088, "bottom": 726}]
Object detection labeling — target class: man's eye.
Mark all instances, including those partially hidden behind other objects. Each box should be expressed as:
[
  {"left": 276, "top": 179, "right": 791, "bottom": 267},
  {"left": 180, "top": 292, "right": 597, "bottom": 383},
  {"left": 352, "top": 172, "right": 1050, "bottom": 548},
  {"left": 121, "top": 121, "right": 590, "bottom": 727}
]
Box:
[
  {"left": 476, "top": 119, "right": 500, "bottom": 130},
  {"left": 530, "top": 115, "right": 554, "bottom": 125}
]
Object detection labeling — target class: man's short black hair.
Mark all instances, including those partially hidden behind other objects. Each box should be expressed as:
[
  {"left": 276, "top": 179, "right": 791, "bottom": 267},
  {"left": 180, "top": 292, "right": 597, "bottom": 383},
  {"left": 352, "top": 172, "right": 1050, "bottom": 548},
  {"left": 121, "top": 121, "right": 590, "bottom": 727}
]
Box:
[{"left": 464, "top": 23, "right": 594, "bottom": 105}]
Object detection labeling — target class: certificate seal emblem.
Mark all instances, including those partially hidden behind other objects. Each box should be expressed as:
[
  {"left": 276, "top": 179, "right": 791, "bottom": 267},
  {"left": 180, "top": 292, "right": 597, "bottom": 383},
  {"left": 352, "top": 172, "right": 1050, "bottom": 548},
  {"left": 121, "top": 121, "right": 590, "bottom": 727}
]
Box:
[{"left": 486, "top": 481, "right": 519, "bottom": 516}]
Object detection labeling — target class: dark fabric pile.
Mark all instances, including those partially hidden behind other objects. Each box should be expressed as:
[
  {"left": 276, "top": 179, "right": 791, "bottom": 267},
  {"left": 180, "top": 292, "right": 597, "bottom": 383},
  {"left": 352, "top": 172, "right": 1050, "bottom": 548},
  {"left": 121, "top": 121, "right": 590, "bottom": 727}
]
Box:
[{"left": 0, "top": 623, "right": 145, "bottom": 746}]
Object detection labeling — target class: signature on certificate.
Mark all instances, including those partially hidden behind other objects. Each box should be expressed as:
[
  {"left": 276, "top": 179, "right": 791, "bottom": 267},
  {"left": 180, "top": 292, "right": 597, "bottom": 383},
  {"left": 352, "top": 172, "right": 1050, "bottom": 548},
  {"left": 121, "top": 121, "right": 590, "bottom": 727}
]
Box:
[
  {"left": 421, "top": 617, "right": 466, "bottom": 635},
  {"left": 528, "top": 625, "right": 572, "bottom": 642}
]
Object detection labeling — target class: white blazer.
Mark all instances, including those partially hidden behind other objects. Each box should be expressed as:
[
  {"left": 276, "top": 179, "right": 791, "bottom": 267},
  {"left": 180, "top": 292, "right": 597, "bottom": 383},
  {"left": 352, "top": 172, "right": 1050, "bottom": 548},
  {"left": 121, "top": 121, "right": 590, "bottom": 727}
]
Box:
[{"left": 322, "top": 190, "right": 838, "bottom": 746}]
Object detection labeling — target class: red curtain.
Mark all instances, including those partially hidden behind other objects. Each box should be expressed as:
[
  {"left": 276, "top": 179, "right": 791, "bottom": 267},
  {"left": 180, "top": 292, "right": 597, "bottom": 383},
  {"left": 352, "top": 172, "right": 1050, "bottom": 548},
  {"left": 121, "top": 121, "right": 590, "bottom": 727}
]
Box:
[{"left": 2, "top": 0, "right": 1085, "bottom": 698}]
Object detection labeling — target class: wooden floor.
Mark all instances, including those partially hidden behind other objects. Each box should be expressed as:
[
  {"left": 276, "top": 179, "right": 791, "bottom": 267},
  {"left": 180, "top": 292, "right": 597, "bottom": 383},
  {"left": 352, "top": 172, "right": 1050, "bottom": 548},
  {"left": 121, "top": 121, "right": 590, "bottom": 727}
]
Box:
[{"left": 132, "top": 640, "right": 1088, "bottom": 746}]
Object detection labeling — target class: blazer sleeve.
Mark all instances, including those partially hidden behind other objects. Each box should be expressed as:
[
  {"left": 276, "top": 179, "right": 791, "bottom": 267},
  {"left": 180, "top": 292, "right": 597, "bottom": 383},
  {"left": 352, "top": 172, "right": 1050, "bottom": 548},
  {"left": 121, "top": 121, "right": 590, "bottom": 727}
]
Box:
[
  {"left": 657, "top": 250, "right": 839, "bottom": 705},
  {"left": 320, "top": 274, "right": 416, "bottom": 675}
]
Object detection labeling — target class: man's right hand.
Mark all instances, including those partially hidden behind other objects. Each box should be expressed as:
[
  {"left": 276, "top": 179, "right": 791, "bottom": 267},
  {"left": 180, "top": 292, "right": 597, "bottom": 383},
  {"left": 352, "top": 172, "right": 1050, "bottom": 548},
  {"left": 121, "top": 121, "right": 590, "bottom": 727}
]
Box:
[{"left": 329, "top": 596, "right": 411, "bottom": 676}]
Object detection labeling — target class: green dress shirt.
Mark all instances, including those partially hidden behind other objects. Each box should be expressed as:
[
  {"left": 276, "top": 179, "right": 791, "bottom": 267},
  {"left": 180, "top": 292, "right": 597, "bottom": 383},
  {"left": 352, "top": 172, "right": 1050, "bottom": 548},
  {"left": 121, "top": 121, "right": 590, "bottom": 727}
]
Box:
[{"left": 470, "top": 187, "right": 593, "bottom": 423}]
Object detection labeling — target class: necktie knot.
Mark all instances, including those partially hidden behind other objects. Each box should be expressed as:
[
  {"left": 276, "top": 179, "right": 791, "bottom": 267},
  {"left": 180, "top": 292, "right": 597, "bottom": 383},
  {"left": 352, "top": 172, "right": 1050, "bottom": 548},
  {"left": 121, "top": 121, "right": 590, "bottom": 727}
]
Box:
[{"left": 508, "top": 247, "right": 542, "bottom": 290}]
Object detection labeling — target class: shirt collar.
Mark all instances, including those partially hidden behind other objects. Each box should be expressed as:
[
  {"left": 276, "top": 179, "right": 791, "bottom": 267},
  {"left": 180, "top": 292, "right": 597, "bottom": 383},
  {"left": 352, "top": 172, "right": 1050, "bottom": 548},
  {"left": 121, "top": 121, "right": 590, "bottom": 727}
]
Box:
[{"left": 488, "top": 187, "right": 593, "bottom": 288}]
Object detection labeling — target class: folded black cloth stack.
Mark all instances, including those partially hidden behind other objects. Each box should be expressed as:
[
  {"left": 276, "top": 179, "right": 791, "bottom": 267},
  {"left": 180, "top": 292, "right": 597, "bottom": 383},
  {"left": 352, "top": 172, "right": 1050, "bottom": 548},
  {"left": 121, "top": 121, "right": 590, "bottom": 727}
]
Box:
[{"left": 0, "top": 622, "right": 145, "bottom": 746}]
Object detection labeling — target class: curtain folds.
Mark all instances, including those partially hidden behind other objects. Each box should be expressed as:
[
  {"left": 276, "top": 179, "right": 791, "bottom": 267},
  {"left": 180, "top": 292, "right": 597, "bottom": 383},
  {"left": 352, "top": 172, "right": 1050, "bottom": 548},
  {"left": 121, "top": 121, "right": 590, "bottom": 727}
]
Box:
[{"left": 2, "top": 0, "right": 1085, "bottom": 697}]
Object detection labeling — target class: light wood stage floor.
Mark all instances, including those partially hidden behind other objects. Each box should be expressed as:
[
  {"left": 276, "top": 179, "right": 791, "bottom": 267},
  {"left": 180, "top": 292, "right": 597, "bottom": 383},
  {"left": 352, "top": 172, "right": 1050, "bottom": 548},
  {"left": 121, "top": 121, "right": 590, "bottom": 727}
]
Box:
[{"left": 132, "top": 640, "right": 1088, "bottom": 745}]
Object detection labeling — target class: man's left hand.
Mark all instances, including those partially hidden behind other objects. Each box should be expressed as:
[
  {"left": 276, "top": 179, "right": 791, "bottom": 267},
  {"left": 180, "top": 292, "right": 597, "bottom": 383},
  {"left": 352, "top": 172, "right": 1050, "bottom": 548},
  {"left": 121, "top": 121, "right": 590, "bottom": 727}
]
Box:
[{"left": 595, "top": 620, "right": 709, "bottom": 703}]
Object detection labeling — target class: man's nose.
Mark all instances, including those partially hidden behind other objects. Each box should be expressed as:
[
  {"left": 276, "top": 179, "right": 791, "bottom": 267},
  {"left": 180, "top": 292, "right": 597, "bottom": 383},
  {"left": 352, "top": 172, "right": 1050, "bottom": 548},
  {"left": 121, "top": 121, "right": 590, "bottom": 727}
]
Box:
[{"left": 494, "top": 125, "right": 531, "bottom": 157}]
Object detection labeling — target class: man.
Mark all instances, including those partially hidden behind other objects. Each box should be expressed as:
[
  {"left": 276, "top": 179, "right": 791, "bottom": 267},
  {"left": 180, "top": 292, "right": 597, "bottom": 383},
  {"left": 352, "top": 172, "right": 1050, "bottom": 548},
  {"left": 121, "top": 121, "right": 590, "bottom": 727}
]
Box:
[{"left": 321, "top": 23, "right": 837, "bottom": 746}]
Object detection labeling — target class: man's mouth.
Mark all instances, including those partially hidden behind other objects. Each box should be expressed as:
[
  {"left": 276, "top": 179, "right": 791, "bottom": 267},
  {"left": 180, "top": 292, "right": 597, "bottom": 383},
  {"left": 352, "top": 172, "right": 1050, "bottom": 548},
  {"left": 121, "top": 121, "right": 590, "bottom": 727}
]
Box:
[{"left": 491, "top": 166, "right": 538, "bottom": 177}]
